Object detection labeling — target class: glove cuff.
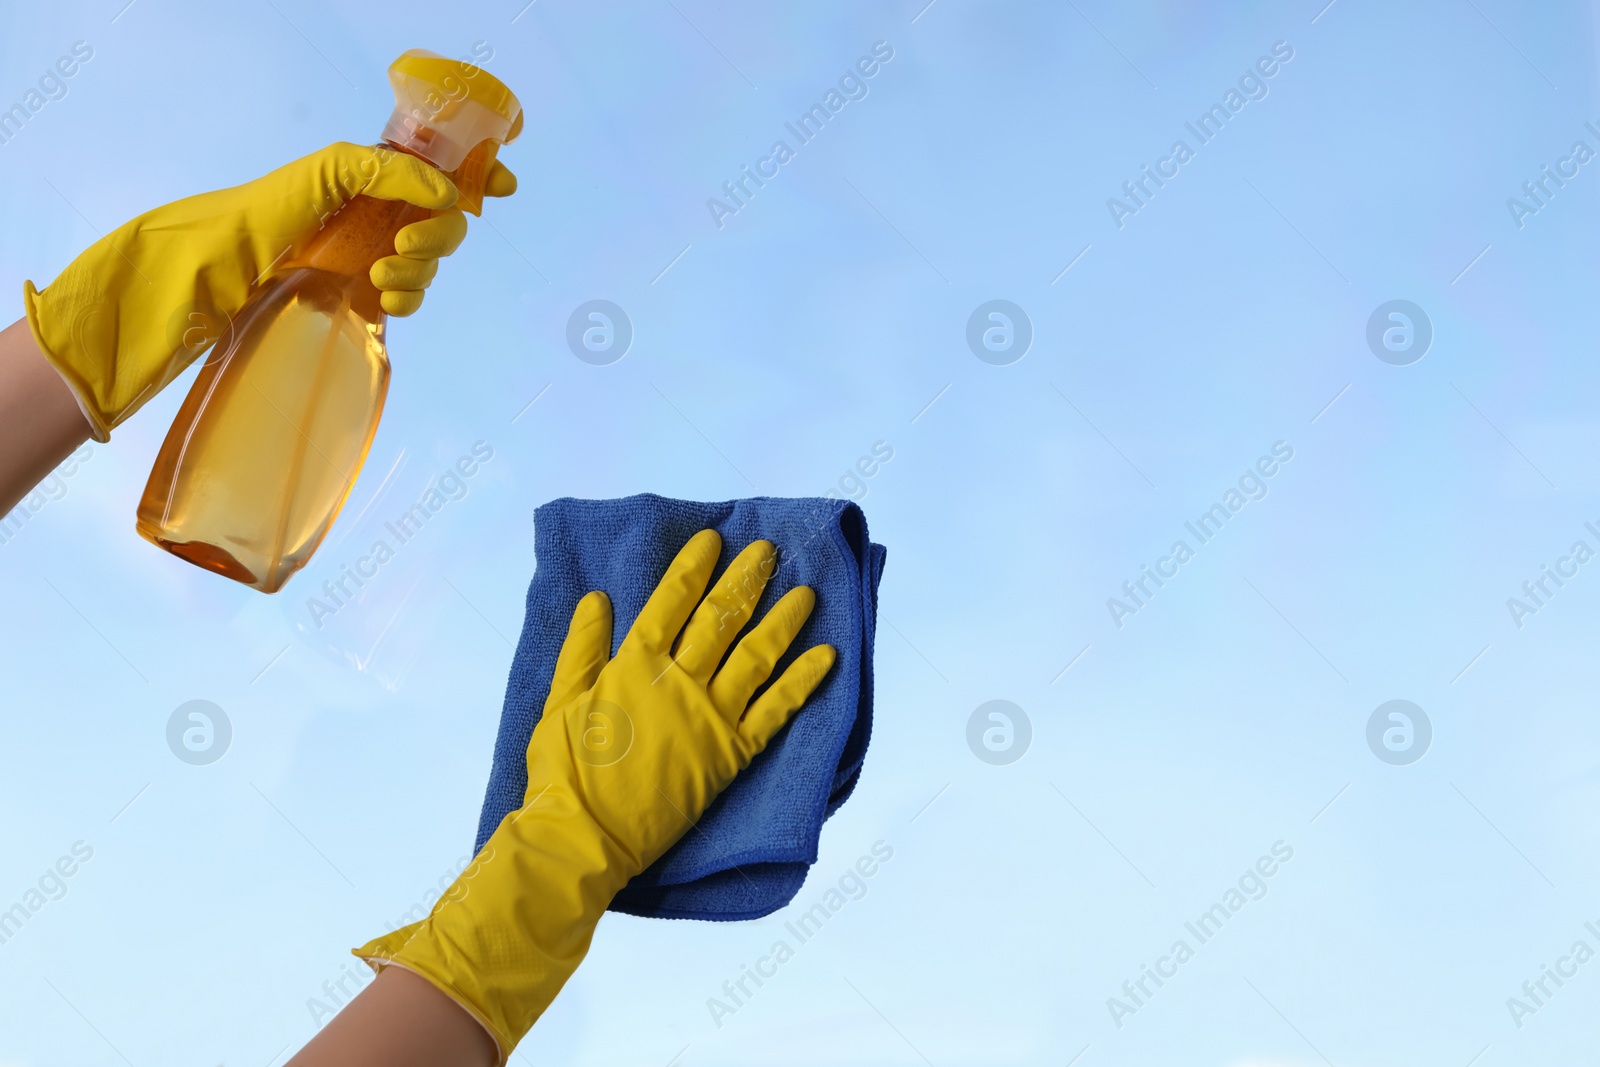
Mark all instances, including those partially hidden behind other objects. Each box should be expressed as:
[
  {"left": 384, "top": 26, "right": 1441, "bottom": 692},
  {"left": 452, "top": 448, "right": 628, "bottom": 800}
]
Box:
[
  {"left": 23, "top": 279, "right": 113, "bottom": 442},
  {"left": 351, "top": 796, "right": 635, "bottom": 1061}
]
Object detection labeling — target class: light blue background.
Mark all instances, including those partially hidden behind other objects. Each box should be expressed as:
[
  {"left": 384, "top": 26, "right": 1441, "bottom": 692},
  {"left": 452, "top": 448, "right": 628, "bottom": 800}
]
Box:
[{"left": 4, "top": 1, "right": 1600, "bottom": 1063}]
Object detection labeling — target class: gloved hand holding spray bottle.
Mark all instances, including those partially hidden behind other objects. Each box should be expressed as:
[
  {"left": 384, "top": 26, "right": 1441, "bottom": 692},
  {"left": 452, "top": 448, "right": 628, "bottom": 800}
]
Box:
[
  {"left": 25, "top": 49, "right": 523, "bottom": 593},
  {"left": 137, "top": 50, "right": 523, "bottom": 592}
]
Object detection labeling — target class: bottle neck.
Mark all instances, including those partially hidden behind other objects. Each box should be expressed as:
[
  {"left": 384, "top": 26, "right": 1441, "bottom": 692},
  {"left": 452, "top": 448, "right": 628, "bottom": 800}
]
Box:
[{"left": 383, "top": 135, "right": 494, "bottom": 216}]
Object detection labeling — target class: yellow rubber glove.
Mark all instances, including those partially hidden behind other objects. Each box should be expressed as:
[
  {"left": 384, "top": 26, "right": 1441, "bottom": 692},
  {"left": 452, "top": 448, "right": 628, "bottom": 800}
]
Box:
[
  {"left": 353, "top": 531, "right": 837, "bottom": 1061},
  {"left": 22, "top": 141, "right": 517, "bottom": 441}
]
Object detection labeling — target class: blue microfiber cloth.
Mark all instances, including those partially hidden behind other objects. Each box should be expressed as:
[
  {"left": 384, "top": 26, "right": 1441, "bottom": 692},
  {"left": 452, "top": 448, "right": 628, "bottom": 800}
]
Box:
[{"left": 474, "top": 493, "right": 886, "bottom": 921}]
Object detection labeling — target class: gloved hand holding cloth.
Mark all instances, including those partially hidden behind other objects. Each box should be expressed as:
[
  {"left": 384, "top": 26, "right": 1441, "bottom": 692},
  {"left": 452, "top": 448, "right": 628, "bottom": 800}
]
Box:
[{"left": 353, "top": 531, "right": 837, "bottom": 1061}]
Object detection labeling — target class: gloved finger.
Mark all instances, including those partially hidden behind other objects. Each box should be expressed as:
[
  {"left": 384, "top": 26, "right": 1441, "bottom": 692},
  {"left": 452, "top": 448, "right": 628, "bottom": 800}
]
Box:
[
  {"left": 708, "top": 585, "right": 814, "bottom": 719},
  {"left": 673, "top": 540, "right": 777, "bottom": 685},
  {"left": 544, "top": 591, "right": 614, "bottom": 714},
  {"left": 395, "top": 210, "right": 469, "bottom": 258},
  {"left": 485, "top": 160, "right": 518, "bottom": 199},
  {"left": 371, "top": 253, "right": 440, "bottom": 293},
  {"left": 351, "top": 144, "right": 460, "bottom": 210},
  {"left": 380, "top": 290, "right": 426, "bottom": 317},
  {"left": 736, "top": 644, "right": 836, "bottom": 759},
  {"left": 622, "top": 529, "right": 721, "bottom": 657}
]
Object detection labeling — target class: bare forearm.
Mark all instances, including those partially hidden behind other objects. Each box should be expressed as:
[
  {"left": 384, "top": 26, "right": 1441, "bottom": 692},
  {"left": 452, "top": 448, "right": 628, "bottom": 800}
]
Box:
[
  {"left": 0, "top": 316, "right": 90, "bottom": 514},
  {"left": 286, "top": 965, "right": 498, "bottom": 1067}
]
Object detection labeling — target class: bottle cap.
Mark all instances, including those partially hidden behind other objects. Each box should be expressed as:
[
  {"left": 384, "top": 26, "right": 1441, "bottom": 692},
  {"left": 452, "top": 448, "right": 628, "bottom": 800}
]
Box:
[{"left": 381, "top": 49, "right": 523, "bottom": 214}]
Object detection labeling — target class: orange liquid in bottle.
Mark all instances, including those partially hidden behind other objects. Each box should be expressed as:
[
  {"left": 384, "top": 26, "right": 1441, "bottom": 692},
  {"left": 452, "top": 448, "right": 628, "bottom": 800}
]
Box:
[{"left": 137, "top": 194, "right": 429, "bottom": 593}]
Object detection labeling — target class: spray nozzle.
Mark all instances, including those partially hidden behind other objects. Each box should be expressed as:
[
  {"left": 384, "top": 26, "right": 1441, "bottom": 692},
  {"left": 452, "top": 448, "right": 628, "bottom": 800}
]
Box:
[{"left": 381, "top": 49, "right": 523, "bottom": 214}]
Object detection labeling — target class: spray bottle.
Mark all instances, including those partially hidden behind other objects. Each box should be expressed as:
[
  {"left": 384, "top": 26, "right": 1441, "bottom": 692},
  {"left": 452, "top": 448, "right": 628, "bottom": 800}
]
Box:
[{"left": 137, "top": 49, "right": 522, "bottom": 593}]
